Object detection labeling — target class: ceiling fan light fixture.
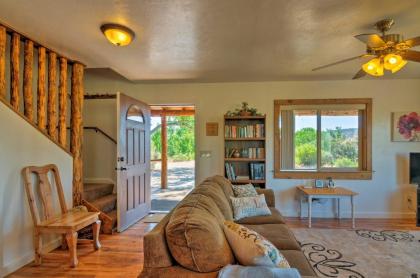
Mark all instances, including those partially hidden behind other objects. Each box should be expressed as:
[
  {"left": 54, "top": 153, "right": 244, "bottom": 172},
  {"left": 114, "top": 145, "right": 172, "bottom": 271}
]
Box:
[
  {"left": 383, "top": 53, "right": 404, "bottom": 70},
  {"left": 391, "top": 59, "right": 407, "bottom": 73},
  {"left": 362, "top": 58, "right": 384, "bottom": 77},
  {"left": 101, "top": 23, "right": 135, "bottom": 46}
]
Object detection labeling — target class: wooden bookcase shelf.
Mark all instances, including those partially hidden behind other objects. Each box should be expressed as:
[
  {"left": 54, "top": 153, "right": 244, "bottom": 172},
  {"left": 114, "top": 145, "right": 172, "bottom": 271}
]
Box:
[
  {"left": 225, "top": 137, "right": 266, "bottom": 141},
  {"left": 224, "top": 115, "right": 266, "bottom": 188},
  {"left": 225, "top": 158, "right": 266, "bottom": 162}
]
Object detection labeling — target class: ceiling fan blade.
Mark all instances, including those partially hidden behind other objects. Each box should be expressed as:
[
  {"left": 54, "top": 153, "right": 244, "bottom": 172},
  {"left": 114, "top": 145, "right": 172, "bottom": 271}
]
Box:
[
  {"left": 312, "top": 55, "right": 368, "bottom": 71},
  {"left": 402, "top": 50, "right": 420, "bottom": 62},
  {"left": 404, "top": 36, "right": 420, "bottom": 48},
  {"left": 352, "top": 69, "right": 366, "bottom": 80},
  {"left": 354, "top": 33, "right": 385, "bottom": 48}
]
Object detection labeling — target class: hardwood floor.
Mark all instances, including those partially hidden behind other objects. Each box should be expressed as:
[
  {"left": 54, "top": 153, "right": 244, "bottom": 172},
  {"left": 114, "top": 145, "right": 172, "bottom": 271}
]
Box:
[
  {"left": 7, "top": 222, "right": 156, "bottom": 278},
  {"left": 8, "top": 217, "right": 419, "bottom": 277}
]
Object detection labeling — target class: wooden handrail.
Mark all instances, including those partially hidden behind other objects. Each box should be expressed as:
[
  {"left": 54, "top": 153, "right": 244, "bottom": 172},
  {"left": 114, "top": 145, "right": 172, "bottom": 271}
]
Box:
[
  {"left": 84, "top": 126, "right": 117, "bottom": 144},
  {"left": 84, "top": 93, "right": 116, "bottom": 99}
]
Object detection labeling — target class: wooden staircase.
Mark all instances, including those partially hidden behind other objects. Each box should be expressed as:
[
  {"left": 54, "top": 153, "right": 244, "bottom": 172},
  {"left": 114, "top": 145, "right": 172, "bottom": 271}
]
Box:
[
  {"left": 0, "top": 23, "right": 85, "bottom": 206},
  {"left": 82, "top": 183, "right": 117, "bottom": 234}
]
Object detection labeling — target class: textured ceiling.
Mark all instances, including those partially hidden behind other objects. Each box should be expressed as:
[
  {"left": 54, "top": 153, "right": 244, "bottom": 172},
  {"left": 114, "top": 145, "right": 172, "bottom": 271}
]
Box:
[{"left": 0, "top": 0, "right": 420, "bottom": 82}]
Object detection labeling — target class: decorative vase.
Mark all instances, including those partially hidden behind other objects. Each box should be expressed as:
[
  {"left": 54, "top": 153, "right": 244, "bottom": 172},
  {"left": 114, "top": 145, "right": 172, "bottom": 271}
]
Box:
[{"left": 239, "top": 111, "right": 251, "bottom": 116}]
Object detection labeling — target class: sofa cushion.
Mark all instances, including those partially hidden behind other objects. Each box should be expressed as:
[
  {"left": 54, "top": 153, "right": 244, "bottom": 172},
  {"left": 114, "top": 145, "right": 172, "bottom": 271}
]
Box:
[
  {"left": 243, "top": 224, "right": 301, "bottom": 251},
  {"left": 165, "top": 193, "right": 235, "bottom": 272},
  {"left": 230, "top": 194, "right": 271, "bottom": 221},
  {"left": 204, "top": 175, "right": 234, "bottom": 200},
  {"left": 232, "top": 184, "right": 258, "bottom": 197},
  {"left": 235, "top": 207, "right": 285, "bottom": 225},
  {"left": 223, "top": 221, "right": 290, "bottom": 268},
  {"left": 194, "top": 181, "right": 233, "bottom": 220},
  {"left": 281, "top": 250, "right": 317, "bottom": 276}
]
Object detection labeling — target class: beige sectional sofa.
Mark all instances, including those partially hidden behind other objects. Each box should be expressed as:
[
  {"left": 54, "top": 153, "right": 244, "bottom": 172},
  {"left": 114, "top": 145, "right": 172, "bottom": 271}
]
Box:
[{"left": 140, "top": 176, "right": 317, "bottom": 277}]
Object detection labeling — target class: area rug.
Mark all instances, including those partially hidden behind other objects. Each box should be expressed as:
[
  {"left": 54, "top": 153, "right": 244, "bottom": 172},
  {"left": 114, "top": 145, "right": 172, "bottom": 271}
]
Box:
[
  {"left": 143, "top": 213, "right": 167, "bottom": 223},
  {"left": 291, "top": 228, "right": 420, "bottom": 278}
]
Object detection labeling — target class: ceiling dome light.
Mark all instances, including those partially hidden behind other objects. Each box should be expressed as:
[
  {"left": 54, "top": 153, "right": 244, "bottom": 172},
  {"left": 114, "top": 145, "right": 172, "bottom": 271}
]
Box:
[
  {"left": 384, "top": 53, "right": 407, "bottom": 73},
  {"left": 100, "top": 23, "right": 135, "bottom": 46},
  {"left": 362, "top": 58, "right": 384, "bottom": 77}
]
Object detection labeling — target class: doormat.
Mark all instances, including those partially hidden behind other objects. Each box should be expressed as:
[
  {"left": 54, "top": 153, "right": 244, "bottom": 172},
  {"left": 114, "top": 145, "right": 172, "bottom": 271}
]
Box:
[{"left": 143, "top": 213, "right": 167, "bottom": 223}]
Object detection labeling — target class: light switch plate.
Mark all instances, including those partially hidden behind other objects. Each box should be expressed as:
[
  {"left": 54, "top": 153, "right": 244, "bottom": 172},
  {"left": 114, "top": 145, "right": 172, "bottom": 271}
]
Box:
[{"left": 200, "top": 151, "right": 212, "bottom": 158}]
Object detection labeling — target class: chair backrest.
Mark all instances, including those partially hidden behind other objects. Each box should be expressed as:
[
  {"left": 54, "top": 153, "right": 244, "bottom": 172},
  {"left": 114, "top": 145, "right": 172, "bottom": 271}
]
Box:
[{"left": 22, "top": 164, "right": 68, "bottom": 226}]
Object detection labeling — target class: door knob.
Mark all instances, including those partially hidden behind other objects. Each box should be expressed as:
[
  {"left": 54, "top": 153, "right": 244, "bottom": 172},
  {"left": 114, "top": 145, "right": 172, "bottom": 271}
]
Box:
[{"left": 115, "top": 167, "right": 127, "bottom": 171}]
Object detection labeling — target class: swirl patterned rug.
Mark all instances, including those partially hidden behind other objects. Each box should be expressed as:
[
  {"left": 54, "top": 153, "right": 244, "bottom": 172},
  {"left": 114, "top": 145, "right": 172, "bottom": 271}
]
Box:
[{"left": 291, "top": 228, "right": 420, "bottom": 278}]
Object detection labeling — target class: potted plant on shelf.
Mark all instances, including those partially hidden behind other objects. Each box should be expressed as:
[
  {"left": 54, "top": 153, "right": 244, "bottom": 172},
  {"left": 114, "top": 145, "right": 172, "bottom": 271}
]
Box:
[{"left": 225, "top": 102, "right": 262, "bottom": 117}]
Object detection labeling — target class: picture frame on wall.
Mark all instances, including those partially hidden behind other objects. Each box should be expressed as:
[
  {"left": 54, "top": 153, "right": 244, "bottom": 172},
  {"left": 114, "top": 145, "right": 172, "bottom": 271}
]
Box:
[{"left": 392, "top": 112, "right": 420, "bottom": 142}]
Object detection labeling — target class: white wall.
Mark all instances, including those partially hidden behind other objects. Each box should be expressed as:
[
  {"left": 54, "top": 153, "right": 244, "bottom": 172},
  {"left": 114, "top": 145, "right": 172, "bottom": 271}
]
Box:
[
  {"left": 85, "top": 69, "right": 420, "bottom": 219},
  {"left": 83, "top": 99, "right": 117, "bottom": 185},
  {"left": 0, "top": 104, "right": 73, "bottom": 277}
]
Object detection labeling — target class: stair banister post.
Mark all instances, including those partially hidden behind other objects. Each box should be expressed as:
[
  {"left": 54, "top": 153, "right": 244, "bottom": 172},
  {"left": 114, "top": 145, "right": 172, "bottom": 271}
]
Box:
[{"left": 71, "top": 62, "right": 84, "bottom": 206}]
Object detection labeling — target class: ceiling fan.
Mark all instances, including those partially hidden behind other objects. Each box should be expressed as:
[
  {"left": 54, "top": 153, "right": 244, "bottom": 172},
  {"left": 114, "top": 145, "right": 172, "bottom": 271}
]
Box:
[{"left": 312, "top": 19, "right": 420, "bottom": 79}]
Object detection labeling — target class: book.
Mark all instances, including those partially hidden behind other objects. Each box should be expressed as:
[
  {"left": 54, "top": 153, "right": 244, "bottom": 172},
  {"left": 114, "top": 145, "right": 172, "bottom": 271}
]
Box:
[
  {"left": 225, "top": 124, "right": 265, "bottom": 138},
  {"left": 249, "top": 163, "right": 265, "bottom": 180},
  {"left": 225, "top": 162, "right": 237, "bottom": 181}
]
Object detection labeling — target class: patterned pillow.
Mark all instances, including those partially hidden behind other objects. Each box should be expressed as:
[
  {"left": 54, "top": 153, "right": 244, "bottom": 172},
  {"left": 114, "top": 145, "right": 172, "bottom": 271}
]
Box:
[
  {"left": 232, "top": 184, "right": 258, "bottom": 197},
  {"left": 223, "top": 221, "right": 290, "bottom": 268},
  {"left": 230, "top": 194, "right": 271, "bottom": 220}
]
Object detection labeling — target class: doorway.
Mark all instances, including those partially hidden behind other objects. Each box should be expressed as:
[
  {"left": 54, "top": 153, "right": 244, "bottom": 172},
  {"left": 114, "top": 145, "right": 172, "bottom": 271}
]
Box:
[{"left": 150, "top": 105, "right": 195, "bottom": 212}]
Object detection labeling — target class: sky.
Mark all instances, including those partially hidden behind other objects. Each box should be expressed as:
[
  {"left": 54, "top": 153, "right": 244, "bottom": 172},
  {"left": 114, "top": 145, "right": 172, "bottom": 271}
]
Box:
[
  {"left": 151, "top": 116, "right": 161, "bottom": 130},
  {"left": 295, "top": 115, "right": 358, "bottom": 131}
]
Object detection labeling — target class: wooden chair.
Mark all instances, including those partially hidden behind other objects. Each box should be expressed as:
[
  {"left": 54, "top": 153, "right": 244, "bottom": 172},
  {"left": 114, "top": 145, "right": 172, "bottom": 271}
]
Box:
[{"left": 22, "top": 164, "right": 101, "bottom": 267}]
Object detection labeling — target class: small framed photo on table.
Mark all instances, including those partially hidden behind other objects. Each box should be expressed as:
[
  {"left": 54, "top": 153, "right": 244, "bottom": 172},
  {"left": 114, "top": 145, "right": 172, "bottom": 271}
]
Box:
[{"left": 315, "top": 179, "right": 324, "bottom": 188}]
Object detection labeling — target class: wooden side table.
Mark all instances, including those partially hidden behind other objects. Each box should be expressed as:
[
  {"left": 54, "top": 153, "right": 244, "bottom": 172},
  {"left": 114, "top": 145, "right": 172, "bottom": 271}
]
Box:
[{"left": 297, "top": 185, "right": 358, "bottom": 228}]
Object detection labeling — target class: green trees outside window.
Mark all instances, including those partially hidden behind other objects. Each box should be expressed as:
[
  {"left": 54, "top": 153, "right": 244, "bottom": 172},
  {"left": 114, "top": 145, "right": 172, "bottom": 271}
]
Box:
[
  {"left": 294, "top": 127, "right": 358, "bottom": 169},
  {"left": 151, "top": 116, "right": 195, "bottom": 161}
]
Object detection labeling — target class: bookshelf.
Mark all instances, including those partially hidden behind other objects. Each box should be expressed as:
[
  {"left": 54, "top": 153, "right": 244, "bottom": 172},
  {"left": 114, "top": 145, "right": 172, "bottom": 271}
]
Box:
[{"left": 224, "top": 115, "right": 266, "bottom": 188}]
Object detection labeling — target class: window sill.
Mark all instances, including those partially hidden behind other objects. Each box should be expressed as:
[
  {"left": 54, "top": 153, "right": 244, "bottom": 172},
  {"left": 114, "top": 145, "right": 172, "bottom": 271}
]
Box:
[{"left": 274, "top": 171, "right": 372, "bottom": 180}]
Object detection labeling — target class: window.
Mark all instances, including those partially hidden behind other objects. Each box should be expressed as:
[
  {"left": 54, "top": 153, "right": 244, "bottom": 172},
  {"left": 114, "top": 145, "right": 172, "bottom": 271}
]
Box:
[
  {"left": 274, "top": 99, "right": 372, "bottom": 179},
  {"left": 127, "top": 105, "right": 144, "bottom": 123}
]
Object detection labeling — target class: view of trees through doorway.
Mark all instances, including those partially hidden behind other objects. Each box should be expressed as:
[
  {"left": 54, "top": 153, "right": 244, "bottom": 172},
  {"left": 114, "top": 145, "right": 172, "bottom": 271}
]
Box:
[{"left": 150, "top": 105, "right": 195, "bottom": 212}]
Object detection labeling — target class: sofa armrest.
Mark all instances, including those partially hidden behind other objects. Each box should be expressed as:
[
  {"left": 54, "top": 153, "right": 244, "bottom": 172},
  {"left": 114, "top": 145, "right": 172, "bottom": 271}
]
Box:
[{"left": 256, "top": 188, "right": 275, "bottom": 207}]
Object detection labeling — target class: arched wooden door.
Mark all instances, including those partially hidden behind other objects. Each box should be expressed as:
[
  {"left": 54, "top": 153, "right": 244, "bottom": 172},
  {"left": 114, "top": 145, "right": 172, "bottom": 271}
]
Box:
[{"left": 116, "top": 93, "right": 151, "bottom": 232}]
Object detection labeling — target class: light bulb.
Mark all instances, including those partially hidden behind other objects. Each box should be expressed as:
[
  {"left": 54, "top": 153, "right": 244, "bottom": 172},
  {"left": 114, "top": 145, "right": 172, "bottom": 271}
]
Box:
[
  {"left": 384, "top": 54, "right": 405, "bottom": 71},
  {"left": 389, "top": 57, "right": 398, "bottom": 64}
]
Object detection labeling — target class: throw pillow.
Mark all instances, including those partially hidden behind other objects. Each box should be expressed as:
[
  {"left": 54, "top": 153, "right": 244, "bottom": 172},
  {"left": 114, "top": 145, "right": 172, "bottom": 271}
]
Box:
[
  {"left": 230, "top": 194, "right": 271, "bottom": 220},
  {"left": 232, "top": 184, "right": 258, "bottom": 197},
  {"left": 223, "top": 221, "right": 290, "bottom": 268}
]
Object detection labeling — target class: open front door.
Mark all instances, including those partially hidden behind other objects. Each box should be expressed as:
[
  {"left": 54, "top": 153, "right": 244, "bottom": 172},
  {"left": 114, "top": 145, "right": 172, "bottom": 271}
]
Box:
[{"left": 116, "top": 93, "right": 151, "bottom": 232}]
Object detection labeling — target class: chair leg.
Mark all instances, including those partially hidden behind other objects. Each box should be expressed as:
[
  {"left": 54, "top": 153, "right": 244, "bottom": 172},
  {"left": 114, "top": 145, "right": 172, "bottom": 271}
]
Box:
[
  {"left": 61, "top": 234, "right": 68, "bottom": 250},
  {"left": 33, "top": 231, "right": 42, "bottom": 265},
  {"left": 66, "top": 231, "right": 78, "bottom": 267},
  {"left": 92, "top": 220, "right": 102, "bottom": 250}
]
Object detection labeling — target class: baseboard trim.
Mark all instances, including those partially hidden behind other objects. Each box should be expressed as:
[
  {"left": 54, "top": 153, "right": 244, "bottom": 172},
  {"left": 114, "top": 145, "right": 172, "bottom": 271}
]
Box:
[
  {"left": 281, "top": 209, "right": 416, "bottom": 219},
  {"left": 1, "top": 238, "right": 61, "bottom": 277}
]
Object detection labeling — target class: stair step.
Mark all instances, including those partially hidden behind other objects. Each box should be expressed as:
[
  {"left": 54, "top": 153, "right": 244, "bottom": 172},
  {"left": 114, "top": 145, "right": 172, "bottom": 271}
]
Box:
[
  {"left": 91, "top": 194, "right": 117, "bottom": 213},
  {"left": 83, "top": 183, "right": 114, "bottom": 202},
  {"left": 108, "top": 209, "right": 118, "bottom": 229}
]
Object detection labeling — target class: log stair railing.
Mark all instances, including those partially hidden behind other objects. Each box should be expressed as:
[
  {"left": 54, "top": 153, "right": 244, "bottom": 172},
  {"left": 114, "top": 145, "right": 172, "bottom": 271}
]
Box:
[{"left": 0, "top": 23, "right": 85, "bottom": 205}]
